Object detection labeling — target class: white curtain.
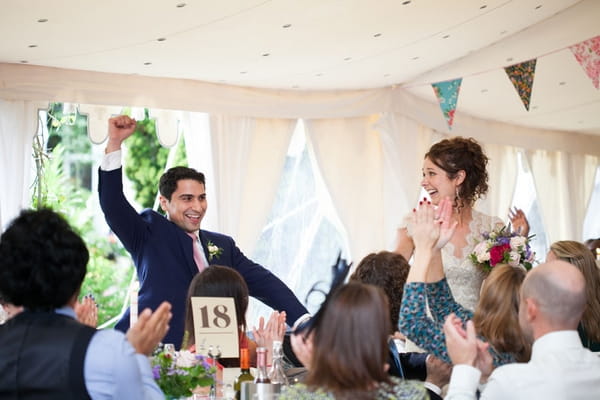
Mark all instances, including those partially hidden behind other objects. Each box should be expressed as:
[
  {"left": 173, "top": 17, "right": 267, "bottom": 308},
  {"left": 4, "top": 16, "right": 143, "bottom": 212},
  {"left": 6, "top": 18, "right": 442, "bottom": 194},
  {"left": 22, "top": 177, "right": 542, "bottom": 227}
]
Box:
[
  {"left": 376, "top": 112, "right": 435, "bottom": 247},
  {"left": 304, "top": 115, "right": 384, "bottom": 262},
  {"left": 209, "top": 115, "right": 296, "bottom": 253},
  {"left": 180, "top": 111, "right": 219, "bottom": 231},
  {"left": 478, "top": 143, "right": 519, "bottom": 222},
  {"left": 0, "top": 100, "right": 40, "bottom": 230},
  {"left": 527, "top": 149, "right": 599, "bottom": 242}
]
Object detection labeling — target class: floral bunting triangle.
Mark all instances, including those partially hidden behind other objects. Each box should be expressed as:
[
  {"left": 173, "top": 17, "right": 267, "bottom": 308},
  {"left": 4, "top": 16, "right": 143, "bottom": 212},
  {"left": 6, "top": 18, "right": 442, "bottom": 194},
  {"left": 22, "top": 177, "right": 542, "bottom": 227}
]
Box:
[
  {"left": 431, "top": 78, "right": 462, "bottom": 129},
  {"left": 569, "top": 35, "right": 600, "bottom": 89},
  {"left": 504, "top": 59, "right": 537, "bottom": 111}
]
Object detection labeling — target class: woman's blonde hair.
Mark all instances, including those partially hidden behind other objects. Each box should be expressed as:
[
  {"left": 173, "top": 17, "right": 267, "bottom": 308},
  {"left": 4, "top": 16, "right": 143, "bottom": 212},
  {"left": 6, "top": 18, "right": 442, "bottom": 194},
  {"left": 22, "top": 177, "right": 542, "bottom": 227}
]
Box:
[
  {"left": 550, "top": 240, "right": 600, "bottom": 343},
  {"left": 474, "top": 264, "right": 530, "bottom": 362}
]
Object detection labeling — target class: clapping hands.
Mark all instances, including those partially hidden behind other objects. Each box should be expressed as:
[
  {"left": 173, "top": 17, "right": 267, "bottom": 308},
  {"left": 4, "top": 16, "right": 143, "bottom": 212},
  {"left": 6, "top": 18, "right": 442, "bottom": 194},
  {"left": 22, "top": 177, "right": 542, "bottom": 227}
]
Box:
[
  {"left": 126, "top": 301, "right": 172, "bottom": 356},
  {"left": 253, "top": 311, "right": 286, "bottom": 364},
  {"left": 411, "top": 196, "right": 457, "bottom": 251},
  {"left": 75, "top": 294, "right": 98, "bottom": 328},
  {"left": 443, "top": 313, "right": 493, "bottom": 380}
]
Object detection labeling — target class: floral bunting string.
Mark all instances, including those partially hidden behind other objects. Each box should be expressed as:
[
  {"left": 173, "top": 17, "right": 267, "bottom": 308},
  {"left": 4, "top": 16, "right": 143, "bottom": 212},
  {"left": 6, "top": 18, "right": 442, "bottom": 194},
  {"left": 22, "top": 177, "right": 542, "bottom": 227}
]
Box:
[
  {"left": 569, "top": 35, "right": 600, "bottom": 89},
  {"left": 420, "top": 35, "right": 597, "bottom": 125},
  {"left": 431, "top": 78, "right": 462, "bottom": 129},
  {"left": 504, "top": 59, "right": 537, "bottom": 111}
]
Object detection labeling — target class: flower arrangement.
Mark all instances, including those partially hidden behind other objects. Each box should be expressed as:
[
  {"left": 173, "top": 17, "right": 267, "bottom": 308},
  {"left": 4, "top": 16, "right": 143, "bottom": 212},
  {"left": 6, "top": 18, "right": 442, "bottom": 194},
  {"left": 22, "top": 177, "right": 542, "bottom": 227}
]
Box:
[
  {"left": 470, "top": 226, "right": 535, "bottom": 272},
  {"left": 207, "top": 241, "right": 223, "bottom": 261},
  {"left": 151, "top": 348, "right": 216, "bottom": 399}
]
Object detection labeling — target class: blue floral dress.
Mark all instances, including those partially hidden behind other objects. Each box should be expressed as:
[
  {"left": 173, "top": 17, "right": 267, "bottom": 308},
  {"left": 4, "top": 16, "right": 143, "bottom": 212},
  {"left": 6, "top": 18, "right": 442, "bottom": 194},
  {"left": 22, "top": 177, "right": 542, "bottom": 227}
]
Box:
[{"left": 399, "top": 278, "right": 516, "bottom": 366}]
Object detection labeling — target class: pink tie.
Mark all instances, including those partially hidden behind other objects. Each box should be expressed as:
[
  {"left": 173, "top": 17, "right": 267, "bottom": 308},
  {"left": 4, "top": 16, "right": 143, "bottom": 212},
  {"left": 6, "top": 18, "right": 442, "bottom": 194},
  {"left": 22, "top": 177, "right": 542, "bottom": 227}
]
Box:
[{"left": 187, "top": 232, "right": 206, "bottom": 272}]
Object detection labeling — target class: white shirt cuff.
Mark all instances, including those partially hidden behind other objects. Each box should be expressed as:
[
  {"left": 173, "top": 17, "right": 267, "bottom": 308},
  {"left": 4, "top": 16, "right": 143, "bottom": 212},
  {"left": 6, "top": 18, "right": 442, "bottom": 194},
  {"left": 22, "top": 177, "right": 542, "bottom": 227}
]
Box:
[
  {"left": 101, "top": 149, "right": 123, "bottom": 171},
  {"left": 446, "top": 364, "right": 481, "bottom": 398},
  {"left": 423, "top": 381, "right": 442, "bottom": 396},
  {"left": 292, "top": 313, "right": 311, "bottom": 330}
]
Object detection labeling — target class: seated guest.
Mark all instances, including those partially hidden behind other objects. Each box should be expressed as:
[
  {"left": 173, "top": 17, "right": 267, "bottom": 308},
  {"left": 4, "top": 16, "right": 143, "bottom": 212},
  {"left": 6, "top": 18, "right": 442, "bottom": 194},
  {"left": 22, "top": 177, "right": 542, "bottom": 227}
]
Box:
[
  {"left": 547, "top": 240, "right": 600, "bottom": 351},
  {"left": 183, "top": 265, "right": 285, "bottom": 366},
  {"left": 350, "top": 251, "right": 450, "bottom": 399},
  {"left": 0, "top": 209, "right": 172, "bottom": 399},
  {"left": 443, "top": 260, "right": 600, "bottom": 399},
  {"left": 399, "top": 198, "right": 530, "bottom": 367},
  {"left": 285, "top": 282, "right": 428, "bottom": 400}
]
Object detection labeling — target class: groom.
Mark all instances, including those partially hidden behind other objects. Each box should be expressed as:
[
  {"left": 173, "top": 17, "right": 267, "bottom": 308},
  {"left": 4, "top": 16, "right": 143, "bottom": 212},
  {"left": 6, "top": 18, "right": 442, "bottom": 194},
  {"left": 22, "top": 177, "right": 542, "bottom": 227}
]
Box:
[{"left": 99, "top": 115, "right": 308, "bottom": 348}]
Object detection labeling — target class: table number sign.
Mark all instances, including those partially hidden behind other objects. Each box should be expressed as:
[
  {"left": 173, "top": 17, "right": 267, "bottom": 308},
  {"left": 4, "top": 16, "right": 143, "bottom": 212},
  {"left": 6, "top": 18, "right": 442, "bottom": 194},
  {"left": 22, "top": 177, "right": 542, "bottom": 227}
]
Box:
[{"left": 191, "top": 297, "right": 239, "bottom": 358}]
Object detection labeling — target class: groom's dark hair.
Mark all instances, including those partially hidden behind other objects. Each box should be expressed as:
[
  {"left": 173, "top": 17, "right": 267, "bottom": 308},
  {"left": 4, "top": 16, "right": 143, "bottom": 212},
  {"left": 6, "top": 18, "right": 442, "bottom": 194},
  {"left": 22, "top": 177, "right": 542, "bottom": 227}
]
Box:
[{"left": 159, "top": 167, "right": 206, "bottom": 200}]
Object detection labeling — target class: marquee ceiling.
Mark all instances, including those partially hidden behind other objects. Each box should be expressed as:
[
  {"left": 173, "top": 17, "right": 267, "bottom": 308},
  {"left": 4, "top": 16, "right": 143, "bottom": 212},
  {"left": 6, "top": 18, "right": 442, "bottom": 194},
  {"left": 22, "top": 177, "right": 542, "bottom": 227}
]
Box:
[{"left": 1, "top": 0, "right": 599, "bottom": 134}]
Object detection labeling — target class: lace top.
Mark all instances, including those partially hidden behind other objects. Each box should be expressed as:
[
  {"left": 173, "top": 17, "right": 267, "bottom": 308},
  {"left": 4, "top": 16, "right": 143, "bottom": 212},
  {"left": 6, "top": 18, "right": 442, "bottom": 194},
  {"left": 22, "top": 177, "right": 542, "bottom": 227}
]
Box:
[{"left": 402, "top": 209, "right": 503, "bottom": 311}]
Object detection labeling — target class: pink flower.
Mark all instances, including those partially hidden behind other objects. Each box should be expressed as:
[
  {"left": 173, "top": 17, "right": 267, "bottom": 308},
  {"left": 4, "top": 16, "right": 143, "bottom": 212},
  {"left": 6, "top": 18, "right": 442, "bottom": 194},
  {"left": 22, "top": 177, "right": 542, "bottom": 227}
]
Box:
[{"left": 489, "top": 243, "right": 510, "bottom": 266}]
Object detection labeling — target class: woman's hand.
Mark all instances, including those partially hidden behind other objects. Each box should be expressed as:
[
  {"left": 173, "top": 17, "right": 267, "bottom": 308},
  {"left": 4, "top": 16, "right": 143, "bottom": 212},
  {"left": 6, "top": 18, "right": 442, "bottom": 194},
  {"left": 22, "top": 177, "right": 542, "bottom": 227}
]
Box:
[
  {"left": 290, "top": 331, "right": 313, "bottom": 369},
  {"left": 75, "top": 294, "right": 98, "bottom": 328},
  {"left": 509, "top": 207, "right": 530, "bottom": 236},
  {"left": 411, "top": 198, "right": 441, "bottom": 252},
  {"left": 435, "top": 196, "right": 458, "bottom": 249},
  {"left": 252, "top": 311, "right": 286, "bottom": 364}
]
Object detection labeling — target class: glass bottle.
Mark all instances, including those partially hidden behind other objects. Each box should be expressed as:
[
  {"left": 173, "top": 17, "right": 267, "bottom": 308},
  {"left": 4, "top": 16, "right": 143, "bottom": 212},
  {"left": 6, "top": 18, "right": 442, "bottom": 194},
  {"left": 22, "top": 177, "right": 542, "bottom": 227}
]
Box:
[
  {"left": 254, "top": 347, "right": 271, "bottom": 383},
  {"left": 268, "top": 340, "right": 288, "bottom": 385},
  {"left": 234, "top": 348, "right": 254, "bottom": 400}
]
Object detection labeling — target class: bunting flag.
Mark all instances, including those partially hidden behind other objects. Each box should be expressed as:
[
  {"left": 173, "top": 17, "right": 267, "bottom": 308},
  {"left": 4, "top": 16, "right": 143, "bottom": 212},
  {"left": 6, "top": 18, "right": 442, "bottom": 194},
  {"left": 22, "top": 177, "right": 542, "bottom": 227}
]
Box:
[
  {"left": 431, "top": 78, "right": 462, "bottom": 129},
  {"left": 504, "top": 59, "right": 537, "bottom": 111},
  {"left": 569, "top": 35, "right": 600, "bottom": 89}
]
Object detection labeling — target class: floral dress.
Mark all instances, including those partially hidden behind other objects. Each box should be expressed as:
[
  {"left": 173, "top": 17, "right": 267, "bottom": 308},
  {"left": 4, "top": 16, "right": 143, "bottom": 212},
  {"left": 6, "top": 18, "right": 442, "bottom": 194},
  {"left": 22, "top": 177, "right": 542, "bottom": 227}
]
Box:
[
  {"left": 278, "top": 376, "right": 427, "bottom": 400},
  {"left": 398, "top": 278, "right": 516, "bottom": 367}
]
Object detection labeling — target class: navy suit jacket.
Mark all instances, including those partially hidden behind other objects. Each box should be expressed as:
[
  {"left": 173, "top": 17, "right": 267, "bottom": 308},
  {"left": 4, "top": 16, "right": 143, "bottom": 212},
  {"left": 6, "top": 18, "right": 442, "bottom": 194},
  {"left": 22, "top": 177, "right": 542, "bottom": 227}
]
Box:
[{"left": 99, "top": 168, "right": 308, "bottom": 348}]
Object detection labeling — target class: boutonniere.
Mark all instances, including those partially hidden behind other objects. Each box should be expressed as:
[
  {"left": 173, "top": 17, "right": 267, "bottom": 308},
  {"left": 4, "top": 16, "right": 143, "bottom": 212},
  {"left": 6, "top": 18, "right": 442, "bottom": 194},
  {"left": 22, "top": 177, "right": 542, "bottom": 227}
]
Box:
[{"left": 207, "top": 241, "right": 223, "bottom": 261}]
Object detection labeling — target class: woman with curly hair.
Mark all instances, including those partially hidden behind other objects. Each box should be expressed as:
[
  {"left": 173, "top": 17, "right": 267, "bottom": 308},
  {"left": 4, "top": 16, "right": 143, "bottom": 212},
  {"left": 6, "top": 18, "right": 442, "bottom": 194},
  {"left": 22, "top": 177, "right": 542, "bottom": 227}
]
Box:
[
  {"left": 394, "top": 137, "right": 529, "bottom": 311},
  {"left": 399, "top": 200, "right": 530, "bottom": 368},
  {"left": 547, "top": 240, "right": 600, "bottom": 351}
]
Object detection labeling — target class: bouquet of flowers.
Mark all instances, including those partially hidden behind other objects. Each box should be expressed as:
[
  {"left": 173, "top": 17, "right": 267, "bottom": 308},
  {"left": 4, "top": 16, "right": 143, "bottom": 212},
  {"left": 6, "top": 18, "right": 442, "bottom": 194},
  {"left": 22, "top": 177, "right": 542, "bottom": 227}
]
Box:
[
  {"left": 470, "top": 226, "right": 535, "bottom": 272},
  {"left": 151, "top": 347, "right": 216, "bottom": 399}
]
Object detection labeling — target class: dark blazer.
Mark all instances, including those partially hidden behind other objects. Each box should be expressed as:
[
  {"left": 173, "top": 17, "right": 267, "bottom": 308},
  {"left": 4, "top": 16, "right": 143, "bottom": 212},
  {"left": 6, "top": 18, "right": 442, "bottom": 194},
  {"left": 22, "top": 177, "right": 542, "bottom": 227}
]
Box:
[
  {"left": 387, "top": 339, "right": 442, "bottom": 400},
  {"left": 99, "top": 168, "right": 308, "bottom": 348}
]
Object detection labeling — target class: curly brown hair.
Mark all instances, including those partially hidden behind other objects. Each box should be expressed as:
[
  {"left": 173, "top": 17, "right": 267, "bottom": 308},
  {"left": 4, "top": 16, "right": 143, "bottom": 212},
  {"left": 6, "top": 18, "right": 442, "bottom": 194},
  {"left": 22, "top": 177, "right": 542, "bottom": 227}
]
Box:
[
  {"left": 425, "top": 137, "right": 489, "bottom": 207},
  {"left": 350, "top": 251, "right": 410, "bottom": 333}
]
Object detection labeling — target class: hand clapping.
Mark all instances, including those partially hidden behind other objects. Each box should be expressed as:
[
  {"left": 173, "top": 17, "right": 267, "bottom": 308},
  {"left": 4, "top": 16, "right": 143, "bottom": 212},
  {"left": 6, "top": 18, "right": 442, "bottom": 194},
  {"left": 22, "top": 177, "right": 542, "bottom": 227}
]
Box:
[{"left": 411, "top": 196, "right": 456, "bottom": 251}]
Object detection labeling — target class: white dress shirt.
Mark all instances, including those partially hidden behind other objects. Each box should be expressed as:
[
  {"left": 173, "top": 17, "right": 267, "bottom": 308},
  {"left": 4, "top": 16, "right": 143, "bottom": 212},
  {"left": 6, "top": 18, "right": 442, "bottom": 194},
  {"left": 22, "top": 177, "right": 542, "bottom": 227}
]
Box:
[{"left": 446, "top": 330, "right": 600, "bottom": 400}]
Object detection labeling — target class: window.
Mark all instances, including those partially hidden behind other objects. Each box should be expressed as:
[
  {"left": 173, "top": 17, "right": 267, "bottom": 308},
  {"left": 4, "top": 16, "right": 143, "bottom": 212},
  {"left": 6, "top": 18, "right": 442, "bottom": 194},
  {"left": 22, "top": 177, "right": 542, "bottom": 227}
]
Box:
[
  {"left": 511, "top": 152, "right": 549, "bottom": 263},
  {"left": 249, "top": 120, "right": 350, "bottom": 323},
  {"left": 583, "top": 166, "right": 600, "bottom": 241}
]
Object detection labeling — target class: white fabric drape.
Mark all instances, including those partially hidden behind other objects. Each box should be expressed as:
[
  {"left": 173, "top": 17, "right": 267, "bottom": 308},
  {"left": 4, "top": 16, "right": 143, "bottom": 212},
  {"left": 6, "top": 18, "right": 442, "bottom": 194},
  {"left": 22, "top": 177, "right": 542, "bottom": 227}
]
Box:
[
  {"left": 377, "top": 112, "right": 435, "bottom": 247},
  {"left": 180, "top": 111, "right": 219, "bottom": 231},
  {"left": 304, "top": 115, "right": 384, "bottom": 262},
  {"left": 0, "top": 100, "right": 40, "bottom": 230},
  {"left": 209, "top": 115, "right": 296, "bottom": 253},
  {"left": 478, "top": 143, "right": 519, "bottom": 221},
  {"left": 527, "top": 149, "right": 599, "bottom": 242}
]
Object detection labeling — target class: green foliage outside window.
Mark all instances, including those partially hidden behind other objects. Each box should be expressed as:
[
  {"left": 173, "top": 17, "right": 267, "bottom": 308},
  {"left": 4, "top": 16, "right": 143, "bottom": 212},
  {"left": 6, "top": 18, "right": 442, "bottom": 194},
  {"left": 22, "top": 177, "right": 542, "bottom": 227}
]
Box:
[
  {"left": 33, "top": 105, "right": 189, "bottom": 326},
  {"left": 32, "top": 144, "right": 130, "bottom": 325},
  {"left": 122, "top": 108, "right": 188, "bottom": 211}
]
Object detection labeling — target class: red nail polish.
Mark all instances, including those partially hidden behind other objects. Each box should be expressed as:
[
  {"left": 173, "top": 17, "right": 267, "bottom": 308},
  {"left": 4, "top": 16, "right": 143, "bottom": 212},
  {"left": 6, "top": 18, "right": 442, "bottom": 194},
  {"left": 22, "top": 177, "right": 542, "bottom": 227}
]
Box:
[
  {"left": 419, "top": 201, "right": 423, "bottom": 205},
  {"left": 412, "top": 208, "right": 416, "bottom": 212}
]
